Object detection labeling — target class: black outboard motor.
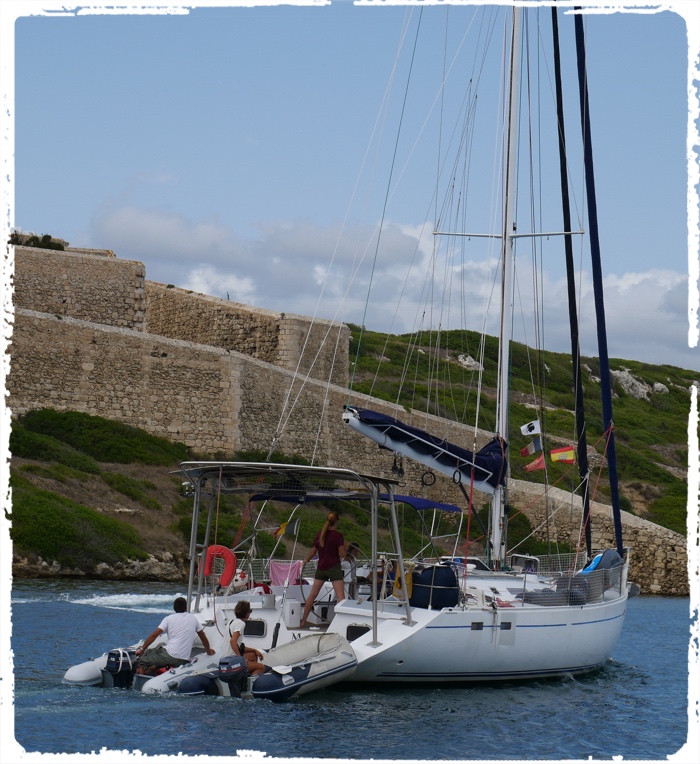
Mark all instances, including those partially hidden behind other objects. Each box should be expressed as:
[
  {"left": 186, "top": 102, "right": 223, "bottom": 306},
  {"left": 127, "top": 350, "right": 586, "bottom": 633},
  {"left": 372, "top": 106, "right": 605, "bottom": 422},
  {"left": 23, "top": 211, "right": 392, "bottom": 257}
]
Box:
[
  {"left": 102, "top": 648, "right": 139, "bottom": 689},
  {"left": 177, "top": 655, "right": 248, "bottom": 698},
  {"left": 216, "top": 655, "right": 248, "bottom": 698}
]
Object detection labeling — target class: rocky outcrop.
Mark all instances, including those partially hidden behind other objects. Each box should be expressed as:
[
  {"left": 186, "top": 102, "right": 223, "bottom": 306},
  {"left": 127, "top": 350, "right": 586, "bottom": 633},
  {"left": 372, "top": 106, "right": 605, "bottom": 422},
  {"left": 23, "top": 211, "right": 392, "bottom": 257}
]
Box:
[{"left": 12, "top": 552, "right": 189, "bottom": 582}]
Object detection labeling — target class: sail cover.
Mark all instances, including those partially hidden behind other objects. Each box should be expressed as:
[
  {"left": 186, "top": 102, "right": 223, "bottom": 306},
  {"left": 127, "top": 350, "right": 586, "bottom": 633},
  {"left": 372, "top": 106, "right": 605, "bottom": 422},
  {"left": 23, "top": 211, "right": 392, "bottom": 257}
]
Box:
[{"left": 342, "top": 406, "right": 506, "bottom": 494}]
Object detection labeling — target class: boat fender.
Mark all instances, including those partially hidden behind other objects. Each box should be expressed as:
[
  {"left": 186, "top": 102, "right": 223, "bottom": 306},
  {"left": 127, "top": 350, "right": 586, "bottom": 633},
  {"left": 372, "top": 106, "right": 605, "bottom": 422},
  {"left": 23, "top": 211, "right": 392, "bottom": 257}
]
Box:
[{"left": 202, "top": 545, "right": 237, "bottom": 588}]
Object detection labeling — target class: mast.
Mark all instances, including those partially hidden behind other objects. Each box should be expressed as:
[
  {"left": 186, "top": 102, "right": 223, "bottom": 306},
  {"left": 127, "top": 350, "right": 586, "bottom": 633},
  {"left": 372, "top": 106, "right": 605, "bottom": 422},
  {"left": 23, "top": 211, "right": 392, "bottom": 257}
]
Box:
[
  {"left": 551, "top": 7, "right": 593, "bottom": 558},
  {"left": 574, "top": 10, "right": 624, "bottom": 555},
  {"left": 491, "top": 5, "right": 522, "bottom": 569}
]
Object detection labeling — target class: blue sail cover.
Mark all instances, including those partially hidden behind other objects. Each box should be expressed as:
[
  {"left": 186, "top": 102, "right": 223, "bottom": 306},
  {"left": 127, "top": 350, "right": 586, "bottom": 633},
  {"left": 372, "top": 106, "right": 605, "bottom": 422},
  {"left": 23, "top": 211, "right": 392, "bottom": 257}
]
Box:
[{"left": 342, "top": 406, "right": 506, "bottom": 494}]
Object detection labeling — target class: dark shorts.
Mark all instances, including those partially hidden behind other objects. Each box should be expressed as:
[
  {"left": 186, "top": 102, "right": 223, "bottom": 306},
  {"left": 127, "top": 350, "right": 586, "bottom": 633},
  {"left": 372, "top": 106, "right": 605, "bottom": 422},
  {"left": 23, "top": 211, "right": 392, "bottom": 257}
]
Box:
[
  {"left": 137, "top": 643, "right": 188, "bottom": 670},
  {"left": 315, "top": 564, "right": 343, "bottom": 582}
]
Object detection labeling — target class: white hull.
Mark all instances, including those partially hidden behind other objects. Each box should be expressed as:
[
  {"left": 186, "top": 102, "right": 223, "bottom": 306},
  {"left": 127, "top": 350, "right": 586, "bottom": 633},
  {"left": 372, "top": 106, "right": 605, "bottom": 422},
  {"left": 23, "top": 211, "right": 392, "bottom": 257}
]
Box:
[
  {"left": 63, "top": 654, "right": 111, "bottom": 686},
  {"left": 337, "top": 594, "right": 626, "bottom": 683}
]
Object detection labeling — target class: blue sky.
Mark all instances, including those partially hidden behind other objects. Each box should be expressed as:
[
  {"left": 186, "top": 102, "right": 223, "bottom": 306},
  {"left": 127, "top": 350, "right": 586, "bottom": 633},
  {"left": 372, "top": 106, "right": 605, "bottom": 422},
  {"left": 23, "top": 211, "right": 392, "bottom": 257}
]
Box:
[{"left": 4, "top": 0, "right": 700, "bottom": 371}]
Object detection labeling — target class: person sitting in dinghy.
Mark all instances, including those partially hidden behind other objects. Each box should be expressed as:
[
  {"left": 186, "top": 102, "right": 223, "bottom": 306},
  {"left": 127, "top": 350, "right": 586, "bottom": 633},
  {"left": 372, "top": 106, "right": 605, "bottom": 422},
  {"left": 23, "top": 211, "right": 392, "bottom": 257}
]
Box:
[
  {"left": 135, "top": 596, "right": 215, "bottom": 675},
  {"left": 228, "top": 601, "right": 267, "bottom": 675}
]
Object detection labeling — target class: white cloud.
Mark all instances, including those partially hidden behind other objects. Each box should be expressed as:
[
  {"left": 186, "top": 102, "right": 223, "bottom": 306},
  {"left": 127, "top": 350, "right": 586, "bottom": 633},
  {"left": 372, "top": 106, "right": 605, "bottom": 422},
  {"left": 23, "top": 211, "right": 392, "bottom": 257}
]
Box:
[
  {"left": 89, "top": 205, "right": 698, "bottom": 371},
  {"left": 184, "top": 266, "right": 256, "bottom": 305}
]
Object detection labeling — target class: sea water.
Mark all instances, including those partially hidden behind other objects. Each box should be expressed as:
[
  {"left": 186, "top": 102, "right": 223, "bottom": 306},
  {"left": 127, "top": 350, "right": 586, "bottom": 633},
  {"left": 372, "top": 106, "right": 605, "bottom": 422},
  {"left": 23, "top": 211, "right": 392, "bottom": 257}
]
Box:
[{"left": 7, "top": 579, "right": 692, "bottom": 760}]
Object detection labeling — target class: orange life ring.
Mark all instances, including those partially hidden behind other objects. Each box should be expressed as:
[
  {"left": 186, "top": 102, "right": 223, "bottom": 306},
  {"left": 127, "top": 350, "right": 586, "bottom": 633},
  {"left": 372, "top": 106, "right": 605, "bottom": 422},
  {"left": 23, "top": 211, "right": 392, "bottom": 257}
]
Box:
[{"left": 202, "top": 545, "right": 237, "bottom": 588}]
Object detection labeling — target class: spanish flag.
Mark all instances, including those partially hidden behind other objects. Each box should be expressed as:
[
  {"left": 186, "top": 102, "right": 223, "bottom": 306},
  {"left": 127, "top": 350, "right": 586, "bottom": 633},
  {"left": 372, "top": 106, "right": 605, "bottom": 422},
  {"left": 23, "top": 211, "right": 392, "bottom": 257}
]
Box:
[
  {"left": 550, "top": 445, "right": 576, "bottom": 464},
  {"left": 274, "top": 518, "right": 300, "bottom": 538}
]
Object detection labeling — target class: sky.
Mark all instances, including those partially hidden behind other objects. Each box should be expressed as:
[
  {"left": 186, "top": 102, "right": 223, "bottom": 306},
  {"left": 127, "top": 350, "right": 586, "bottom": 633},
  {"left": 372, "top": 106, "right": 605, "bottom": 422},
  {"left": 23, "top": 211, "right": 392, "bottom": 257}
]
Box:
[{"left": 3, "top": 0, "right": 700, "bottom": 375}]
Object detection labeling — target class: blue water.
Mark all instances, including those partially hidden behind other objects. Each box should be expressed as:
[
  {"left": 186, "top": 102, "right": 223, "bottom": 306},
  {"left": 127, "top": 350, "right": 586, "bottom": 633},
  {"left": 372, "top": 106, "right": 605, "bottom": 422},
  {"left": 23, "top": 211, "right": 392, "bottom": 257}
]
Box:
[{"left": 7, "top": 580, "right": 692, "bottom": 759}]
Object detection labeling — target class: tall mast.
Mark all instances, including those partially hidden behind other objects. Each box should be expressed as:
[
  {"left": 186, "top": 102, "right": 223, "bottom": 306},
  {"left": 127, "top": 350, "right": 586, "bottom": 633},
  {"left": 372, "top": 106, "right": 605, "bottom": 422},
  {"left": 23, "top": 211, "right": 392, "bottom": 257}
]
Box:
[
  {"left": 574, "top": 10, "right": 624, "bottom": 555},
  {"left": 551, "top": 7, "right": 593, "bottom": 558},
  {"left": 491, "top": 5, "right": 522, "bottom": 568}
]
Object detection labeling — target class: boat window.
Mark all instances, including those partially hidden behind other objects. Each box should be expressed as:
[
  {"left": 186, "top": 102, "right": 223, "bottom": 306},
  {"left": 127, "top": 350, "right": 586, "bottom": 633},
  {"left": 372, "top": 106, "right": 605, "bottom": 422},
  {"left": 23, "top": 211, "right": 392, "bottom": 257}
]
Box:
[
  {"left": 500, "top": 622, "right": 512, "bottom": 630},
  {"left": 471, "top": 622, "right": 484, "bottom": 631},
  {"left": 243, "top": 619, "right": 266, "bottom": 638},
  {"left": 346, "top": 623, "right": 371, "bottom": 642}
]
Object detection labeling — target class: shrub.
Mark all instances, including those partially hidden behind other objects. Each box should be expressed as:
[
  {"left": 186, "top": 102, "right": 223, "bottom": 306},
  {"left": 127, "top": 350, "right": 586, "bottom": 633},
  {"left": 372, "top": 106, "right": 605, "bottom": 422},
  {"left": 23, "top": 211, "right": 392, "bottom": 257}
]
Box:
[
  {"left": 10, "top": 424, "right": 101, "bottom": 474},
  {"left": 17, "top": 409, "right": 189, "bottom": 465}
]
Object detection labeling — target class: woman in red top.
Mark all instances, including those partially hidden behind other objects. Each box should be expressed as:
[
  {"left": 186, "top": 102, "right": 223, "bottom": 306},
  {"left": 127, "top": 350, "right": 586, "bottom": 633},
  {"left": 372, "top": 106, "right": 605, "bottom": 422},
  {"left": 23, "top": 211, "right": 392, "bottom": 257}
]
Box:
[{"left": 300, "top": 511, "right": 346, "bottom": 627}]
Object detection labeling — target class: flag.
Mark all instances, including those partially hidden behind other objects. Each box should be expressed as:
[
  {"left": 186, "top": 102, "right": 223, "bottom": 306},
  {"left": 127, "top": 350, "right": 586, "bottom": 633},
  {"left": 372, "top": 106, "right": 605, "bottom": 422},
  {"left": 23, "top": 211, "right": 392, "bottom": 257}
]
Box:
[
  {"left": 550, "top": 445, "right": 576, "bottom": 464},
  {"left": 520, "top": 436, "right": 542, "bottom": 457},
  {"left": 520, "top": 419, "right": 541, "bottom": 436},
  {"left": 274, "top": 518, "right": 300, "bottom": 538},
  {"left": 524, "top": 454, "right": 545, "bottom": 471}
]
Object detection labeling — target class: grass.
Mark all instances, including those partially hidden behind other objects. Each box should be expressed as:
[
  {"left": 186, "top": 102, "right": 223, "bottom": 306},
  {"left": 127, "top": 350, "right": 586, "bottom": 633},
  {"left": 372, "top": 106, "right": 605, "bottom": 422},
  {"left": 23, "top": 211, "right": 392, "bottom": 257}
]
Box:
[
  {"left": 348, "top": 324, "right": 693, "bottom": 537},
  {"left": 10, "top": 470, "right": 148, "bottom": 570},
  {"left": 9, "top": 410, "right": 189, "bottom": 570},
  {"left": 102, "top": 472, "right": 162, "bottom": 510},
  {"left": 10, "top": 424, "right": 101, "bottom": 473}
]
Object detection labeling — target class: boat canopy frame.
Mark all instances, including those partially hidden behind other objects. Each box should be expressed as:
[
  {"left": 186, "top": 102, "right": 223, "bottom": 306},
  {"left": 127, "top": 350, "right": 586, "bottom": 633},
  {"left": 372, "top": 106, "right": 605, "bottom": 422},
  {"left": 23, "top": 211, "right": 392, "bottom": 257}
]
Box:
[{"left": 177, "top": 461, "right": 411, "bottom": 645}]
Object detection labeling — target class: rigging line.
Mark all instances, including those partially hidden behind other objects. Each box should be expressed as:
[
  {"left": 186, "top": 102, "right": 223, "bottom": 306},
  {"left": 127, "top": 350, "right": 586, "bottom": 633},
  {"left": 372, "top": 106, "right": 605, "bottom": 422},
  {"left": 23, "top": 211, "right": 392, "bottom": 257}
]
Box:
[
  {"left": 526, "top": 11, "right": 547, "bottom": 418},
  {"left": 389, "top": 6, "right": 496, "bottom": 219},
  {"left": 366, "top": 11, "right": 499, "bottom": 410},
  {"left": 214, "top": 465, "right": 222, "bottom": 545},
  {"left": 533, "top": 14, "right": 585, "bottom": 232},
  {"left": 350, "top": 8, "right": 425, "bottom": 397},
  {"left": 368, "top": 12, "right": 499, "bottom": 412},
  {"left": 266, "top": 10, "right": 415, "bottom": 445}
]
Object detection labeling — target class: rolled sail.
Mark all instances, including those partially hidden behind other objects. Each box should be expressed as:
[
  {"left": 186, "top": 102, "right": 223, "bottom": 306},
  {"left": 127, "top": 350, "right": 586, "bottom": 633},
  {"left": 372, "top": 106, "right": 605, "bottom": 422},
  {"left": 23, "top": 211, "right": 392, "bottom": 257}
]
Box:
[{"left": 342, "top": 406, "right": 506, "bottom": 494}]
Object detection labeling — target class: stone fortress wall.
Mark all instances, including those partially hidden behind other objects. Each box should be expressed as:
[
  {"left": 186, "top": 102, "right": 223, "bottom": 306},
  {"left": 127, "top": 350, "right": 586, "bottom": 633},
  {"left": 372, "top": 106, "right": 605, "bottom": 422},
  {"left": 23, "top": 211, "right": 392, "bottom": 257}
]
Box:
[{"left": 7, "top": 246, "right": 689, "bottom": 594}]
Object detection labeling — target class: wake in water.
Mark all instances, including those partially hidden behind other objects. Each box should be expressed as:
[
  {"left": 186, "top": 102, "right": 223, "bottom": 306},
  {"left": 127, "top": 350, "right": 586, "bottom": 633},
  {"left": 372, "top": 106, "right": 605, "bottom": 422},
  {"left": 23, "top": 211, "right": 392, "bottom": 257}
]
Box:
[
  {"left": 68, "top": 592, "right": 182, "bottom": 614},
  {"left": 12, "top": 590, "right": 182, "bottom": 614}
]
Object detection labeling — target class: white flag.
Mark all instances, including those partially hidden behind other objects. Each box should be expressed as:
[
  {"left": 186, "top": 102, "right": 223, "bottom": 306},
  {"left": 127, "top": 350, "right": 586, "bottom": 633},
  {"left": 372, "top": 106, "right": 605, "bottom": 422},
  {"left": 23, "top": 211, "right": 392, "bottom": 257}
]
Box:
[{"left": 520, "top": 419, "right": 541, "bottom": 436}]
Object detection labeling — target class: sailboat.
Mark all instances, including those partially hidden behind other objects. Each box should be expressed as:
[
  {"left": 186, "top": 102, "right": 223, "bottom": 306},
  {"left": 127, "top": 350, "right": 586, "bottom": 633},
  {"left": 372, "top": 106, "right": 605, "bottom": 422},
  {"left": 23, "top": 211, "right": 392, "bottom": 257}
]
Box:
[
  {"left": 64, "top": 5, "right": 628, "bottom": 690},
  {"left": 336, "top": 2, "right": 629, "bottom": 681}
]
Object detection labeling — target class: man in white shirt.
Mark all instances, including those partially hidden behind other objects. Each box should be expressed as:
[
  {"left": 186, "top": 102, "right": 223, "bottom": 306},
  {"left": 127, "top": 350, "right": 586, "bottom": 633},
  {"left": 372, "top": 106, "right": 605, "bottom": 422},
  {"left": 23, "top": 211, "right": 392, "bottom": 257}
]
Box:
[{"left": 135, "top": 597, "right": 215, "bottom": 674}]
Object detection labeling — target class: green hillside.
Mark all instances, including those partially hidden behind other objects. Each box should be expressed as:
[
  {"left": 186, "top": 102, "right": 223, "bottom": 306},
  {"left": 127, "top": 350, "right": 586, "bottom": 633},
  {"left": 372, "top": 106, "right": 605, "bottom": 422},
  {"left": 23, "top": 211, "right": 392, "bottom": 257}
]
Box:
[
  {"left": 347, "top": 324, "right": 694, "bottom": 536},
  {"left": 9, "top": 410, "right": 559, "bottom": 574},
  {"left": 8, "top": 328, "right": 693, "bottom": 577}
]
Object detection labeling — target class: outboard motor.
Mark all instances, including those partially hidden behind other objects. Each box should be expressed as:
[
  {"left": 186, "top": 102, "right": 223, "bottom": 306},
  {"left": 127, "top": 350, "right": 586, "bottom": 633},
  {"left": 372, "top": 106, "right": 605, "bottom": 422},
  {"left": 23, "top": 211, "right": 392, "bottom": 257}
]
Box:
[
  {"left": 101, "top": 648, "right": 139, "bottom": 689},
  {"left": 216, "top": 655, "right": 248, "bottom": 698},
  {"left": 177, "top": 655, "right": 249, "bottom": 698}
]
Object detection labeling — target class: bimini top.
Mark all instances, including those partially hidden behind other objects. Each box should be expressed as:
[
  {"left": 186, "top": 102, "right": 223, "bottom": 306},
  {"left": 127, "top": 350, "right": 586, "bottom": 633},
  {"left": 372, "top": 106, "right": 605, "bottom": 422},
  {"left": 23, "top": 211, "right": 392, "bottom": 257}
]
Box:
[
  {"left": 384, "top": 495, "right": 462, "bottom": 513},
  {"left": 177, "top": 461, "right": 398, "bottom": 503},
  {"left": 342, "top": 406, "right": 507, "bottom": 494}
]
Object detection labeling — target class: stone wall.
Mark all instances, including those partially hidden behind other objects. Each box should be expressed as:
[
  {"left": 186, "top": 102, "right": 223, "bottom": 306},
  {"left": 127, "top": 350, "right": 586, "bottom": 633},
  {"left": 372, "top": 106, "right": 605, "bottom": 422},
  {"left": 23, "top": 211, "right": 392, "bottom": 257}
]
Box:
[
  {"left": 12, "top": 248, "right": 349, "bottom": 388},
  {"left": 9, "top": 310, "right": 238, "bottom": 454},
  {"left": 508, "top": 481, "right": 688, "bottom": 595},
  {"left": 13, "top": 246, "right": 145, "bottom": 329},
  {"left": 145, "top": 282, "right": 349, "bottom": 388},
  {"left": 7, "top": 308, "right": 468, "bottom": 464}
]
